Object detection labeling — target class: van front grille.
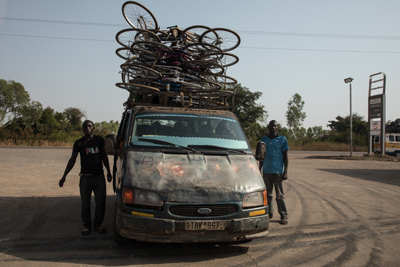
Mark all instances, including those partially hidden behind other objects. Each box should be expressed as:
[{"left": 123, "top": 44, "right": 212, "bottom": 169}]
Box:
[{"left": 169, "top": 204, "right": 239, "bottom": 217}]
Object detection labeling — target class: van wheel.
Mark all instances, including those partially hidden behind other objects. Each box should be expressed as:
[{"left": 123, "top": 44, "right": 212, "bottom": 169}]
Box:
[
  {"left": 113, "top": 202, "right": 132, "bottom": 245},
  {"left": 394, "top": 151, "right": 400, "bottom": 158}
]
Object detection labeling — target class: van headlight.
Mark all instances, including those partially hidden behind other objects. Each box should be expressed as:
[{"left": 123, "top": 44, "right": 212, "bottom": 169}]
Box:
[
  {"left": 242, "top": 191, "right": 267, "bottom": 208},
  {"left": 123, "top": 188, "right": 163, "bottom": 207}
]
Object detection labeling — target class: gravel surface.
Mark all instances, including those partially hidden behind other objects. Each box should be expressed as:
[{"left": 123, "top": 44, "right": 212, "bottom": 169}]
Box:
[{"left": 0, "top": 147, "right": 399, "bottom": 266}]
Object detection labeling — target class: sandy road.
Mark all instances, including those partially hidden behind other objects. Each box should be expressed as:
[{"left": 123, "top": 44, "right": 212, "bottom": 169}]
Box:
[{"left": 0, "top": 147, "right": 399, "bottom": 266}]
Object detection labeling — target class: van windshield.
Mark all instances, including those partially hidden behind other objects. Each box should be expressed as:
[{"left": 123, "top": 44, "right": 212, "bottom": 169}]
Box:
[{"left": 131, "top": 113, "right": 249, "bottom": 150}]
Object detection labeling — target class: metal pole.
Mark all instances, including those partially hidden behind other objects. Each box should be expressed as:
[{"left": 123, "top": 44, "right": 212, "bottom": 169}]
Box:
[{"left": 350, "top": 82, "right": 353, "bottom": 157}]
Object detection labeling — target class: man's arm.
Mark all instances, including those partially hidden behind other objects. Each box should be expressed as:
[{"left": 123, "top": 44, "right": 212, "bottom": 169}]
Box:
[
  {"left": 282, "top": 151, "right": 289, "bottom": 180},
  {"left": 59, "top": 151, "right": 78, "bottom": 187},
  {"left": 102, "top": 150, "right": 112, "bottom": 183}
]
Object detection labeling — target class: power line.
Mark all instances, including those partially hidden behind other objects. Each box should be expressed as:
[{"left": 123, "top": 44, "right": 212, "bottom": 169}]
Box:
[
  {"left": 1, "top": 33, "right": 399, "bottom": 54},
  {"left": 0, "top": 17, "right": 126, "bottom": 27},
  {"left": 0, "top": 33, "right": 114, "bottom": 42},
  {"left": 2, "top": 16, "right": 400, "bottom": 41},
  {"left": 239, "top": 46, "right": 400, "bottom": 54}
]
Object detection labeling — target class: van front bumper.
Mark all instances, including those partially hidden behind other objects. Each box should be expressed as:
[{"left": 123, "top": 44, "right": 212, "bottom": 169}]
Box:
[{"left": 117, "top": 209, "right": 269, "bottom": 243}]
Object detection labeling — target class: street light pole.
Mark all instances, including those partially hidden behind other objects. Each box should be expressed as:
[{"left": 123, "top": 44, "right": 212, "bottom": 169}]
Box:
[{"left": 344, "top": 77, "right": 354, "bottom": 157}]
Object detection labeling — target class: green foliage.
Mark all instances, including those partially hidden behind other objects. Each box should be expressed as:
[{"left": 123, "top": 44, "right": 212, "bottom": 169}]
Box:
[
  {"left": 63, "top": 107, "right": 86, "bottom": 131},
  {"left": 286, "top": 93, "right": 306, "bottom": 138},
  {"left": 225, "top": 84, "right": 268, "bottom": 147},
  {"left": 94, "top": 120, "right": 120, "bottom": 137},
  {"left": 0, "top": 79, "right": 31, "bottom": 124},
  {"left": 326, "top": 113, "right": 368, "bottom": 146}
]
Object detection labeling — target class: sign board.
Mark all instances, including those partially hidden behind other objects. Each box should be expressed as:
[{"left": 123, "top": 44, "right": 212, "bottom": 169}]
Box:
[
  {"left": 370, "top": 120, "right": 381, "bottom": 135},
  {"left": 367, "top": 72, "right": 386, "bottom": 155},
  {"left": 369, "top": 95, "right": 383, "bottom": 119}
]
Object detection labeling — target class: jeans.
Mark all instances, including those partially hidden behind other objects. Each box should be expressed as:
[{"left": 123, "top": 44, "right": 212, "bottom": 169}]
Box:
[
  {"left": 263, "top": 173, "right": 288, "bottom": 220},
  {"left": 79, "top": 173, "right": 106, "bottom": 229}
]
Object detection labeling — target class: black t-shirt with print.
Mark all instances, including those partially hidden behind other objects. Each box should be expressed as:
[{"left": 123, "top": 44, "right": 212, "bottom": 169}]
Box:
[{"left": 73, "top": 135, "right": 104, "bottom": 175}]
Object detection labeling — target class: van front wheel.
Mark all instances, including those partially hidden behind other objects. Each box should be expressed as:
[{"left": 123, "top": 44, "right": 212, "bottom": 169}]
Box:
[
  {"left": 113, "top": 202, "right": 132, "bottom": 245},
  {"left": 393, "top": 151, "right": 400, "bottom": 158}
]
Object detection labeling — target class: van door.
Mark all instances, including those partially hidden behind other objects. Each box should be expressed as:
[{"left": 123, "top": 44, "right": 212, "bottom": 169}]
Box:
[{"left": 114, "top": 111, "right": 132, "bottom": 191}]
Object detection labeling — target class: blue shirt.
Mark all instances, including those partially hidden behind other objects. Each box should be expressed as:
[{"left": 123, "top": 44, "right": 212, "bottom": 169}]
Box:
[{"left": 261, "top": 135, "right": 289, "bottom": 174}]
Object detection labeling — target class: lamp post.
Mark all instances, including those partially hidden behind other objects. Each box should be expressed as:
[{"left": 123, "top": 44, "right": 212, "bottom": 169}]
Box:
[{"left": 344, "top": 77, "right": 353, "bottom": 157}]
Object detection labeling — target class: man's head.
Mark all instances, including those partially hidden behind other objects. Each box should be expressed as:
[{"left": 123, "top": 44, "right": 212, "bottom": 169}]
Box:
[
  {"left": 82, "top": 120, "right": 94, "bottom": 137},
  {"left": 268, "top": 120, "right": 279, "bottom": 137}
]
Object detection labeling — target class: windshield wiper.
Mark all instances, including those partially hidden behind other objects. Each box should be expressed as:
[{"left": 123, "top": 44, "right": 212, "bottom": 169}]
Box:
[
  {"left": 138, "top": 138, "right": 198, "bottom": 153},
  {"left": 187, "top": 145, "right": 247, "bottom": 154}
]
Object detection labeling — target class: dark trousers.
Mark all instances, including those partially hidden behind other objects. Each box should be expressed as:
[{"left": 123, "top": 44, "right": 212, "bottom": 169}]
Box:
[
  {"left": 263, "top": 173, "right": 288, "bottom": 220},
  {"left": 79, "top": 173, "right": 106, "bottom": 229}
]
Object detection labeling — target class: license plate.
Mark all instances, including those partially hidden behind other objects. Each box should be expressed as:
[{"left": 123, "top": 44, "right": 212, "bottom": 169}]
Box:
[{"left": 185, "top": 221, "right": 225, "bottom": 230}]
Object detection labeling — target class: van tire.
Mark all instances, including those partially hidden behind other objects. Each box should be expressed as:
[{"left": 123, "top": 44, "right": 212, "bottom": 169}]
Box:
[
  {"left": 393, "top": 151, "right": 400, "bottom": 158},
  {"left": 113, "top": 202, "right": 132, "bottom": 245}
]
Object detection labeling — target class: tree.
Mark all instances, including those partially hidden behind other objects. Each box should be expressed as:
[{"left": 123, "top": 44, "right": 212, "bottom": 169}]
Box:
[
  {"left": 326, "top": 113, "right": 368, "bottom": 146},
  {"left": 286, "top": 93, "right": 306, "bottom": 139},
  {"left": 225, "top": 84, "right": 268, "bottom": 146},
  {"left": 0, "top": 79, "right": 31, "bottom": 124},
  {"left": 63, "top": 107, "right": 86, "bottom": 131},
  {"left": 38, "top": 107, "right": 62, "bottom": 136},
  {"left": 94, "top": 120, "right": 120, "bottom": 136},
  {"left": 3, "top": 100, "right": 43, "bottom": 134}
]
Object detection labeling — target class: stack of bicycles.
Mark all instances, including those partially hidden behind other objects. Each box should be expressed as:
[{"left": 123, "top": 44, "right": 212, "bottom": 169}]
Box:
[{"left": 115, "top": 1, "right": 241, "bottom": 109}]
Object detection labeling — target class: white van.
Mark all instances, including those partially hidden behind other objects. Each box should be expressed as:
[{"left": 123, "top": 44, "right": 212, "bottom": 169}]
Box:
[{"left": 373, "top": 133, "right": 400, "bottom": 157}]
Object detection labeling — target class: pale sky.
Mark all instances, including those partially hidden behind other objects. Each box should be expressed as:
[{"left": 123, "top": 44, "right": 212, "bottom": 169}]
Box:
[{"left": 1, "top": 0, "right": 399, "bottom": 129}]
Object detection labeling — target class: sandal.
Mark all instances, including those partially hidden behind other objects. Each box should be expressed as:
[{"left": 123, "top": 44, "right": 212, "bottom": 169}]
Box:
[
  {"left": 81, "top": 228, "right": 91, "bottom": 236},
  {"left": 94, "top": 226, "right": 107, "bottom": 234}
]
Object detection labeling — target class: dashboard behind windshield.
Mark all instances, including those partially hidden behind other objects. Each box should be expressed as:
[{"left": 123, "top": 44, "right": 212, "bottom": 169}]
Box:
[{"left": 131, "top": 113, "right": 249, "bottom": 150}]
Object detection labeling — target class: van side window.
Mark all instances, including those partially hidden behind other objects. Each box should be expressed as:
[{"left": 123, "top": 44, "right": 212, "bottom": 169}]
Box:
[
  {"left": 396, "top": 136, "right": 400, "bottom": 142},
  {"left": 389, "top": 135, "right": 394, "bottom": 142}
]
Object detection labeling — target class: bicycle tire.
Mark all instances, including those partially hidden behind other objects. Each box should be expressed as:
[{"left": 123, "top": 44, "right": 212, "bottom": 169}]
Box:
[
  {"left": 183, "top": 25, "right": 212, "bottom": 45},
  {"left": 131, "top": 41, "right": 174, "bottom": 56},
  {"left": 115, "top": 47, "right": 158, "bottom": 63},
  {"left": 183, "top": 43, "right": 222, "bottom": 55},
  {"left": 120, "top": 62, "right": 162, "bottom": 80},
  {"left": 122, "top": 1, "right": 158, "bottom": 30},
  {"left": 116, "top": 82, "right": 160, "bottom": 93},
  {"left": 116, "top": 28, "right": 160, "bottom": 48},
  {"left": 209, "top": 74, "right": 238, "bottom": 85},
  {"left": 199, "top": 52, "right": 239, "bottom": 67},
  {"left": 200, "top": 28, "right": 241, "bottom": 52},
  {"left": 180, "top": 60, "right": 224, "bottom": 75}
]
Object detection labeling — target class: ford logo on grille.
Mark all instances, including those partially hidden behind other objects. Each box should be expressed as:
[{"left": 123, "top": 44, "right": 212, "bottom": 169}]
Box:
[{"left": 198, "top": 208, "right": 212, "bottom": 214}]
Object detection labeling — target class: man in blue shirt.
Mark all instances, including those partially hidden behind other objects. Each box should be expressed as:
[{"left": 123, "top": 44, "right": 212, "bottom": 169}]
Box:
[{"left": 261, "top": 120, "right": 289, "bottom": 225}]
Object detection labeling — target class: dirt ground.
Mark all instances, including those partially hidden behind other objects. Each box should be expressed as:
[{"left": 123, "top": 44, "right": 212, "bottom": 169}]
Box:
[{"left": 0, "top": 147, "right": 399, "bottom": 267}]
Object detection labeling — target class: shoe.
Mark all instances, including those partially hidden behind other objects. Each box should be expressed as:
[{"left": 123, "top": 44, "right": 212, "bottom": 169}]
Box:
[
  {"left": 269, "top": 213, "right": 273, "bottom": 219},
  {"left": 94, "top": 226, "right": 107, "bottom": 234},
  {"left": 81, "top": 228, "right": 91, "bottom": 236},
  {"left": 280, "top": 219, "right": 288, "bottom": 225}
]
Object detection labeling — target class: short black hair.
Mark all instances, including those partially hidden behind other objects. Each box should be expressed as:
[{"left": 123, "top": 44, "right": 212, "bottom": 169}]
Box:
[
  {"left": 82, "top": 120, "right": 94, "bottom": 127},
  {"left": 268, "top": 120, "right": 277, "bottom": 126}
]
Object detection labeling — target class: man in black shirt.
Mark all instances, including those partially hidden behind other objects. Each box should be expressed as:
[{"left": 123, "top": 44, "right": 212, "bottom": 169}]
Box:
[{"left": 59, "top": 120, "right": 112, "bottom": 236}]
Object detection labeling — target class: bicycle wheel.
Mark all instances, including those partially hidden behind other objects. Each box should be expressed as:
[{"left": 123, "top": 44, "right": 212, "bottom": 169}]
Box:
[
  {"left": 116, "top": 82, "right": 160, "bottom": 93},
  {"left": 183, "top": 43, "right": 222, "bottom": 57},
  {"left": 116, "top": 47, "right": 158, "bottom": 66},
  {"left": 122, "top": 1, "right": 158, "bottom": 30},
  {"left": 199, "top": 52, "right": 239, "bottom": 67},
  {"left": 116, "top": 28, "right": 160, "bottom": 48},
  {"left": 132, "top": 41, "right": 174, "bottom": 57},
  {"left": 180, "top": 60, "right": 224, "bottom": 75},
  {"left": 209, "top": 74, "right": 238, "bottom": 85},
  {"left": 200, "top": 28, "right": 241, "bottom": 52},
  {"left": 186, "top": 79, "right": 222, "bottom": 90},
  {"left": 120, "top": 62, "right": 162, "bottom": 80},
  {"left": 183, "top": 25, "right": 212, "bottom": 45}
]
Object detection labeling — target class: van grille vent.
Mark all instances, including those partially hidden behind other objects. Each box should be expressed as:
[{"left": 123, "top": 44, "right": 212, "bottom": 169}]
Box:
[{"left": 169, "top": 204, "right": 239, "bottom": 217}]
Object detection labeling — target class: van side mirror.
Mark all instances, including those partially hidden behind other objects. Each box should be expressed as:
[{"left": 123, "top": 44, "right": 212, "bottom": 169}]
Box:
[
  {"left": 255, "top": 141, "right": 266, "bottom": 161},
  {"left": 104, "top": 134, "right": 117, "bottom": 155}
]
